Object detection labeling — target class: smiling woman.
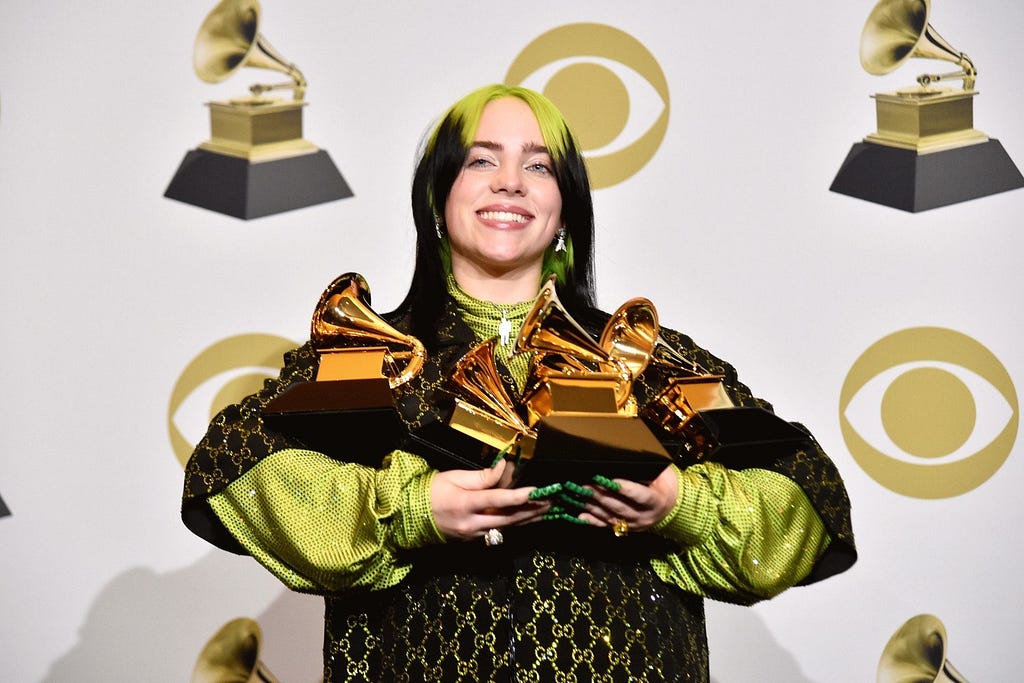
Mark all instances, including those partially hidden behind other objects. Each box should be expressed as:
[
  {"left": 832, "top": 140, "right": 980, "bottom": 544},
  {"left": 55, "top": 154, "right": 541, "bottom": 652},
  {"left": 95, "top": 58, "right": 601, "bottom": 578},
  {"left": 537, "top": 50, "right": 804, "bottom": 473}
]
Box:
[
  {"left": 181, "top": 84, "right": 856, "bottom": 682},
  {"left": 443, "top": 98, "right": 564, "bottom": 303}
]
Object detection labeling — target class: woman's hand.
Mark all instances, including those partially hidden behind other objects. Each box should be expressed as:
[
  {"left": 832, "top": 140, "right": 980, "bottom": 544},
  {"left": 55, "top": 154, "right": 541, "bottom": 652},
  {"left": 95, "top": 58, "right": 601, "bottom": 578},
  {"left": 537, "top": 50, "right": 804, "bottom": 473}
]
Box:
[
  {"left": 576, "top": 465, "right": 680, "bottom": 533},
  {"left": 430, "top": 459, "right": 549, "bottom": 541}
]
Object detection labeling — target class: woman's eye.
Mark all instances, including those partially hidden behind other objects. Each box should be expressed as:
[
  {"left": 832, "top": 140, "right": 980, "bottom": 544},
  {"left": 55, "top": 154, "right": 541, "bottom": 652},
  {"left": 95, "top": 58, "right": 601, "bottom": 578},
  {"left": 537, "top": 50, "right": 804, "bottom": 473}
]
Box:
[{"left": 527, "top": 162, "right": 552, "bottom": 174}]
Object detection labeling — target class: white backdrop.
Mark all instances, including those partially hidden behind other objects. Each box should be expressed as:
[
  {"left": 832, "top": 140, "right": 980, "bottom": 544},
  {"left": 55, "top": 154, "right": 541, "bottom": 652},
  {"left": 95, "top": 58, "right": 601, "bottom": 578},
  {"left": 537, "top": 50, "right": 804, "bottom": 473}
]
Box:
[{"left": 2, "top": 1, "right": 1022, "bottom": 681}]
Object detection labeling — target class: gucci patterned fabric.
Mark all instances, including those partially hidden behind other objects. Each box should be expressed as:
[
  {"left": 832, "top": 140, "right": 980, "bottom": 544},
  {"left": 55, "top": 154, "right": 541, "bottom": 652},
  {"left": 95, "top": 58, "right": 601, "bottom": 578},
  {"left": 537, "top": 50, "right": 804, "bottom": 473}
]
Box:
[
  {"left": 323, "top": 535, "right": 709, "bottom": 683},
  {"left": 182, "top": 294, "right": 855, "bottom": 680}
]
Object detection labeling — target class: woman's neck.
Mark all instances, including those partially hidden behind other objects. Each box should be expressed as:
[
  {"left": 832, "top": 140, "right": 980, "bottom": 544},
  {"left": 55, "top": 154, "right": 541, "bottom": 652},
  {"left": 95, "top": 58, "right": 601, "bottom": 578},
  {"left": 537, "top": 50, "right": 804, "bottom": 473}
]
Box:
[{"left": 450, "top": 261, "right": 542, "bottom": 304}]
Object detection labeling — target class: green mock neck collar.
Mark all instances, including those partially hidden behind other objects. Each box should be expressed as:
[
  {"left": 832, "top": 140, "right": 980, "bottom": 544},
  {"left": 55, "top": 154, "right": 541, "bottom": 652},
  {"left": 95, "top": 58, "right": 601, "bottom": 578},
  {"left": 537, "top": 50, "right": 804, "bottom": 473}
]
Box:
[{"left": 446, "top": 274, "right": 535, "bottom": 389}]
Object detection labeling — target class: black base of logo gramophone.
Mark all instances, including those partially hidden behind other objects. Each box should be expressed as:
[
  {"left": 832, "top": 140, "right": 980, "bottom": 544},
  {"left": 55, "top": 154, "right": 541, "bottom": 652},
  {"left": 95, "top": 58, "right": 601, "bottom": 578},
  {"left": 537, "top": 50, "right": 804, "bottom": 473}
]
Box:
[
  {"left": 165, "top": 0, "right": 352, "bottom": 219},
  {"left": 830, "top": 0, "right": 1023, "bottom": 212}
]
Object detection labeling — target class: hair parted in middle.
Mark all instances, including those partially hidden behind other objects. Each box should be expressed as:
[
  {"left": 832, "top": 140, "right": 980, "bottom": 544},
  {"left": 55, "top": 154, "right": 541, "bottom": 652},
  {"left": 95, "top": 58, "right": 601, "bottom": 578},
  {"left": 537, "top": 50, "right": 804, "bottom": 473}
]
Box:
[{"left": 396, "top": 84, "right": 599, "bottom": 345}]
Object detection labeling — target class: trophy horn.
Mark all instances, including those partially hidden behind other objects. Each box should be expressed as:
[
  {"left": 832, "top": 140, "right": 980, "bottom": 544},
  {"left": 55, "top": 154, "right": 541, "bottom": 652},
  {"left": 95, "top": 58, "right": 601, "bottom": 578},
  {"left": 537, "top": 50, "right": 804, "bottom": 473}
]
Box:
[
  {"left": 191, "top": 617, "right": 280, "bottom": 683},
  {"left": 877, "top": 614, "right": 969, "bottom": 683},
  {"left": 516, "top": 277, "right": 634, "bottom": 413},
  {"left": 311, "top": 272, "right": 426, "bottom": 389},
  {"left": 598, "top": 297, "right": 659, "bottom": 380},
  {"left": 193, "top": 0, "right": 307, "bottom": 99},
  {"left": 451, "top": 338, "right": 533, "bottom": 437},
  {"left": 516, "top": 276, "right": 613, "bottom": 367},
  {"left": 860, "top": 0, "right": 976, "bottom": 89}
]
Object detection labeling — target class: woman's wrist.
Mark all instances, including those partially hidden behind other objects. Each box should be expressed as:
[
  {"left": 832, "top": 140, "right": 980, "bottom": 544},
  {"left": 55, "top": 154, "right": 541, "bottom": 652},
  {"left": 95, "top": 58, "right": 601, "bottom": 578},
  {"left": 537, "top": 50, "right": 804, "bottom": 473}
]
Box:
[{"left": 650, "top": 465, "right": 712, "bottom": 546}]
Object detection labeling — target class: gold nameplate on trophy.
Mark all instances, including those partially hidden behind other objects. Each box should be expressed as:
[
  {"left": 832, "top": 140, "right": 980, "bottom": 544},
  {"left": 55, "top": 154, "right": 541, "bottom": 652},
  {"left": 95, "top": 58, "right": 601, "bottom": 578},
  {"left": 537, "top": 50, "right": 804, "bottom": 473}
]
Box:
[
  {"left": 316, "top": 347, "right": 390, "bottom": 382},
  {"left": 528, "top": 374, "right": 620, "bottom": 417}
]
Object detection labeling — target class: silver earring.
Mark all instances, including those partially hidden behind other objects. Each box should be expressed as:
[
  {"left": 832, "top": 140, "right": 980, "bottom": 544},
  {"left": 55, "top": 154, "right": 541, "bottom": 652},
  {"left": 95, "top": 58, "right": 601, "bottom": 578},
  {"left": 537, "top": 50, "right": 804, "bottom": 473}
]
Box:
[
  {"left": 434, "top": 215, "right": 444, "bottom": 240},
  {"left": 555, "top": 228, "right": 567, "bottom": 253}
]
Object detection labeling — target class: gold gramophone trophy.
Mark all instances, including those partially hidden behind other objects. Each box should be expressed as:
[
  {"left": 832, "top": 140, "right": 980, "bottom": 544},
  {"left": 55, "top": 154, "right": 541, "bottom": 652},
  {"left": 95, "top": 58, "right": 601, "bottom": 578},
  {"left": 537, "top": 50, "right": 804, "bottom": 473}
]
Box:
[
  {"left": 507, "top": 280, "right": 673, "bottom": 485},
  {"left": 830, "top": 0, "right": 1023, "bottom": 211},
  {"left": 262, "top": 273, "right": 426, "bottom": 465},
  {"left": 165, "top": 0, "right": 352, "bottom": 219},
  {"left": 440, "top": 276, "right": 813, "bottom": 485}
]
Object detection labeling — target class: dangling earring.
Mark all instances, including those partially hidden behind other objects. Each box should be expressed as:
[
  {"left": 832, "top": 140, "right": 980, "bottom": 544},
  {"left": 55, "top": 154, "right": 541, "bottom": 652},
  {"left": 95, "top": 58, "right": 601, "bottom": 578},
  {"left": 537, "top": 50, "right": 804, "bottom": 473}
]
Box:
[
  {"left": 555, "top": 227, "right": 567, "bottom": 253},
  {"left": 434, "top": 214, "right": 444, "bottom": 240}
]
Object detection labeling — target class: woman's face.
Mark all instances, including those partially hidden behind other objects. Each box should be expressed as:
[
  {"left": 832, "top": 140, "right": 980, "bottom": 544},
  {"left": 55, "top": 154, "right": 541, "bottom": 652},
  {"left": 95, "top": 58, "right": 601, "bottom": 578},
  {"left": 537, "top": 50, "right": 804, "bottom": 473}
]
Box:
[{"left": 444, "top": 97, "right": 563, "bottom": 286}]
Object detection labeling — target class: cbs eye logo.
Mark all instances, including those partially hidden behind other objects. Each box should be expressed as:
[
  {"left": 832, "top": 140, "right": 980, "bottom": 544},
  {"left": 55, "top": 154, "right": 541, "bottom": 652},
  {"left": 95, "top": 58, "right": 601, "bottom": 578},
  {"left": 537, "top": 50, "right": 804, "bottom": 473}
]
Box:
[
  {"left": 840, "top": 327, "right": 1018, "bottom": 499},
  {"left": 506, "top": 23, "right": 669, "bottom": 189},
  {"left": 168, "top": 334, "right": 297, "bottom": 467}
]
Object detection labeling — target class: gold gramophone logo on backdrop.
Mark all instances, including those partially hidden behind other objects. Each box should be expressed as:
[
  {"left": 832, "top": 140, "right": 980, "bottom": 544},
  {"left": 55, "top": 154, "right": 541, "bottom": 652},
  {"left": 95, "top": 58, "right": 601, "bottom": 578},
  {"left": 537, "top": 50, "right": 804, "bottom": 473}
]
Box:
[
  {"left": 191, "top": 617, "right": 280, "bottom": 683},
  {"left": 877, "top": 614, "right": 969, "bottom": 683},
  {"left": 830, "top": 0, "right": 1024, "bottom": 212},
  {"left": 840, "top": 327, "right": 1018, "bottom": 498},
  {"left": 505, "top": 23, "right": 669, "bottom": 189},
  {"left": 164, "top": 0, "right": 352, "bottom": 219}
]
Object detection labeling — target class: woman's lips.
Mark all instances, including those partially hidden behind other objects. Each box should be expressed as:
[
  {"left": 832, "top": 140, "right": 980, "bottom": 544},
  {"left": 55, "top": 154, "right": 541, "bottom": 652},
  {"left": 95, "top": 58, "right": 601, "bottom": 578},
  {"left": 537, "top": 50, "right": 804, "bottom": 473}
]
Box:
[{"left": 477, "top": 209, "right": 532, "bottom": 224}]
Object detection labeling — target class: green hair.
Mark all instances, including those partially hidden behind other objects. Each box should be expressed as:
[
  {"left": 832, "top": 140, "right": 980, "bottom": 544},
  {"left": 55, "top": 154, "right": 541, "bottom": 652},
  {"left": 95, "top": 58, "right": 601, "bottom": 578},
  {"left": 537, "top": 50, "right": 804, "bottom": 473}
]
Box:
[
  {"left": 428, "top": 84, "right": 580, "bottom": 285},
  {"left": 401, "top": 84, "right": 597, "bottom": 343}
]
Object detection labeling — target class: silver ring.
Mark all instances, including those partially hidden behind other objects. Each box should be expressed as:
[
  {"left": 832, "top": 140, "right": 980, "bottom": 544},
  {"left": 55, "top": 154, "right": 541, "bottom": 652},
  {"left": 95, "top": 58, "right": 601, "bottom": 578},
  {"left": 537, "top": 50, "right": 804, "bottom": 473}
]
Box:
[{"left": 484, "top": 528, "right": 504, "bottom": 547}]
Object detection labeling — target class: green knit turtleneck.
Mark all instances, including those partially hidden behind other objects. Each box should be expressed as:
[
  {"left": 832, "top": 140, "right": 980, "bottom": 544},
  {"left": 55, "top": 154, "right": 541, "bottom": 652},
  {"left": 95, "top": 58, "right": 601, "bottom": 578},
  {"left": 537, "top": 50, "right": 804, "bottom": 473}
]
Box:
[{"left": 446, "top": 273, "right": 534, "bottom": 391}]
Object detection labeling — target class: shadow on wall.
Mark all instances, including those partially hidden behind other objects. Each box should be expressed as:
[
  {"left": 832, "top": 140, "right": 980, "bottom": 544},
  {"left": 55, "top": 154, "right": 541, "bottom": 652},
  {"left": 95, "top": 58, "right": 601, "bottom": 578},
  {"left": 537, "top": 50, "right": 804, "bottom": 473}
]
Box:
[
  {"left": 41, "top": 548, "right": 817, "bottom": 683},
  {"left": 707, "top": 601, "right": 817, "bottom": 683},
  {"left": 40, "top": 552, "right": 323, "bottom": 683}
]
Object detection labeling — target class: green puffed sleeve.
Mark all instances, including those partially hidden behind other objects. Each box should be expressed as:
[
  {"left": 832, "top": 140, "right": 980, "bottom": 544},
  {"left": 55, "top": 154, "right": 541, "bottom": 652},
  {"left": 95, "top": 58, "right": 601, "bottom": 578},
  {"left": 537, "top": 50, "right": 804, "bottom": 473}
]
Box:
[
  {"left": 207, "top": 448, "right": 444, "bottom": 594},
  {"left": 649, "top": 462, "right": 830, "bottom": 604}
]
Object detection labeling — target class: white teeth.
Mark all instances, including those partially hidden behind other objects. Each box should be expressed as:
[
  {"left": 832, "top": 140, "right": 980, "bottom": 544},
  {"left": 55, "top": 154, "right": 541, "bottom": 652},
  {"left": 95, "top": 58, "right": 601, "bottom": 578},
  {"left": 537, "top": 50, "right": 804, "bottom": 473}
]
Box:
[{"left": 479, "top": 210, "right": 528, "bottom": 223}]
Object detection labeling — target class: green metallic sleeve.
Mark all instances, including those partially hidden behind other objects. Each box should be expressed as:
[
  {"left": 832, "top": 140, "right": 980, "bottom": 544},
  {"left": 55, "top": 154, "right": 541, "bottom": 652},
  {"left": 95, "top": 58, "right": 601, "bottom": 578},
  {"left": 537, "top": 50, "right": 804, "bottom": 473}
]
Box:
[
  {"left": 207, "top": 448, "right": 444, "bottom": 594},
  {"left": 649, "top": 463, "right": 830, "bottom": 604}
]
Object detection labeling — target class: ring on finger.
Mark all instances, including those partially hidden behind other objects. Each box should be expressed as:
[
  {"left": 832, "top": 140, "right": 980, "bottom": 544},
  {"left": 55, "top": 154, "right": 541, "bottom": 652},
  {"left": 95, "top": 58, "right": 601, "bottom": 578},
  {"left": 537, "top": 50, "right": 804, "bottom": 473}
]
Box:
[
  {"left": 612, "top": 519, "right": 629, "bottom": 537},
  {"left": 484, "top": 528, "right": 504, "bottom": 547}
]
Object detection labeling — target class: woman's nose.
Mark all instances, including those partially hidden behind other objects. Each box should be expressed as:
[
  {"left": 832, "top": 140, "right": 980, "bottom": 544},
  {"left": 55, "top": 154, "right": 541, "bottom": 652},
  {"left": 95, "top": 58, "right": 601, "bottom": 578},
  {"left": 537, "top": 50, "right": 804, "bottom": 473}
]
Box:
[{"left": 492, "top": 164, "right": 525, "bottom": 195}]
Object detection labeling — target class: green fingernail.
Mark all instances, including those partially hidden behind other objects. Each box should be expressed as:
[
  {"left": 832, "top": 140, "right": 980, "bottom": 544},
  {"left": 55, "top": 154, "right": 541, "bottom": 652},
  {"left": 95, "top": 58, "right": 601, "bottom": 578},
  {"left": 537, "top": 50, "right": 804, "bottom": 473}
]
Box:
[
  {"left": 543, "top": 511, "right": 590, "bottom": 524},
  {"left": 490, "top": 444, "right": 513, "bottom": 467},
  {"left": 592, "top": 475, "right": 621, "bottom": 491},
  {"left": 564, "top": 481, "right": 593, "bottom": 498},
  {"left": 528, "top": 483, "right": 564, "bottom": 500},
  {"left": 555, "top": 493, "right": 586, "bottom": 510}
]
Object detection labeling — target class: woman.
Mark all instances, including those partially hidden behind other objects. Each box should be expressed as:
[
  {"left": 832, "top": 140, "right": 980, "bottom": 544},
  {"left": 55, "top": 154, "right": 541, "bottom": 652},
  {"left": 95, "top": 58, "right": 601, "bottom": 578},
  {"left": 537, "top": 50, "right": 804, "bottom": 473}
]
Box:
[{"left": 182, "top": 84, "right": 856, "bottom": 682}]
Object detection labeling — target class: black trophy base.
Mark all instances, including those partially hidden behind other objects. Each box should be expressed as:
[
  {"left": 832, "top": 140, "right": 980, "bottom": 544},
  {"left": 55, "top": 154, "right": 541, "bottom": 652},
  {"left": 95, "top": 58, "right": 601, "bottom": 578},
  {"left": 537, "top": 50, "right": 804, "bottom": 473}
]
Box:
[
  {"left": 407, "top": 421, "right": 500, "bottom": 472},
  {"left": 663, "top": 407, "right": 812, "bottom": 470},
  {"left": 829, "top": 139, "right": 1024, "bottom": 212},
  {"left": 262, "top": 379, "right": 402, "bottom": 466},
  {"left": 164, "top": 148, "right": 353, "bottom": 219},
  {"left": 515, "top": 414, "right": 672, "bottom": 487}
]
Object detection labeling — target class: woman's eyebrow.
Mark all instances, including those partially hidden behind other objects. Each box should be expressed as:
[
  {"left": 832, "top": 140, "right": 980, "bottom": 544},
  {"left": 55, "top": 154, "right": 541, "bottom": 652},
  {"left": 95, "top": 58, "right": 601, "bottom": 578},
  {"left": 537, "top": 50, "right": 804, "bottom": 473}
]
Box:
[{"left": 470, "top": 140, "right": 550, "bottom": 155}]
